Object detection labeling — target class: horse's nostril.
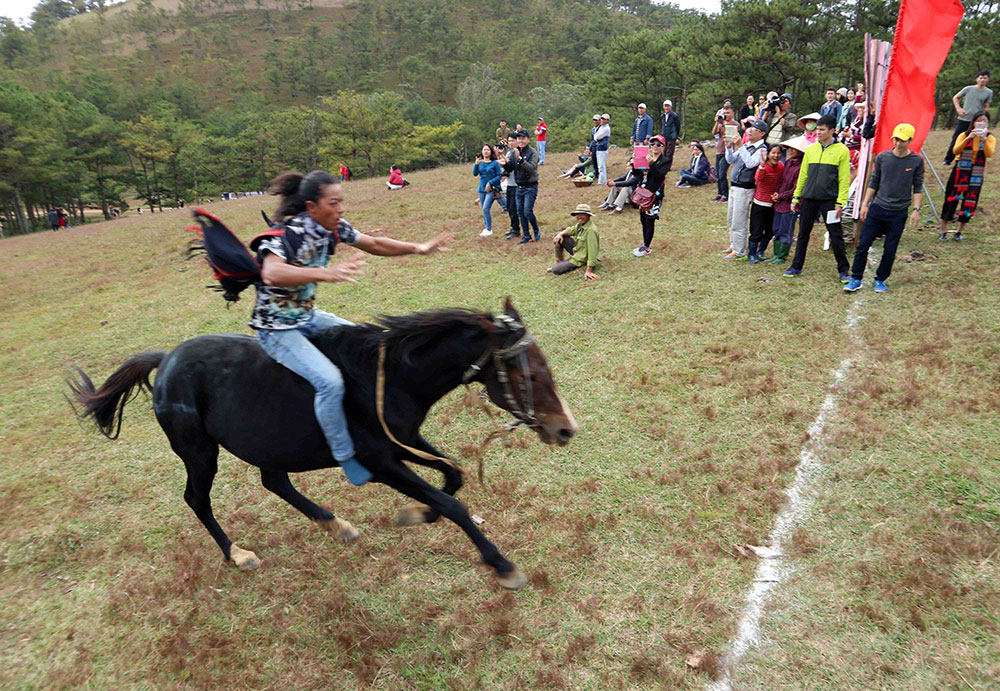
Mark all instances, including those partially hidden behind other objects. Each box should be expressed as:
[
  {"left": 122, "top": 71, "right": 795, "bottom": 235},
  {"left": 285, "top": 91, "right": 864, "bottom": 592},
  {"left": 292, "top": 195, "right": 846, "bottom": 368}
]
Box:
[{"left": 557, "top": 428, "right": 575, "bottom": 441}]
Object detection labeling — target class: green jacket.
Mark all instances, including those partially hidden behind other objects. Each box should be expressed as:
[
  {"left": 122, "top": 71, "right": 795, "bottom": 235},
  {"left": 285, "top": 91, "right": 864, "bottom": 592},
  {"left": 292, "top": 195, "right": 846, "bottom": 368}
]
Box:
[
  {"left": 562, "top": 218, "right": 600, "bottom": 267},
  {"left": 793, "top": 139, "right": 851, "bottom": 207}
]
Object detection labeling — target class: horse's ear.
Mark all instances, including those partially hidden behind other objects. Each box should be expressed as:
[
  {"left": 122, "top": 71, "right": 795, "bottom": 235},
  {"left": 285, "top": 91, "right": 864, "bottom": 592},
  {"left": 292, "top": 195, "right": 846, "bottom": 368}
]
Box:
[{"left": 503, "top": 296, "right": 522, "bottom": 323}]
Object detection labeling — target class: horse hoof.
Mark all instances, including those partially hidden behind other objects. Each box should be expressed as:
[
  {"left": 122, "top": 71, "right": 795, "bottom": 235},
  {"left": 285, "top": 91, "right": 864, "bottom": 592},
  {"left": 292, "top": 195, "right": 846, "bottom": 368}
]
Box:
[
  {"left": 394, "top": 504, "right": 433, "bottom": 527},
  {"left": 315, "top": 517, "right": 360, "bottom": 543},
  {"left": 230, "top": 545, "right": 260, "bottom": 572},
  {"left": 495, "top": 567, "right": 527, "bottom": 591}
]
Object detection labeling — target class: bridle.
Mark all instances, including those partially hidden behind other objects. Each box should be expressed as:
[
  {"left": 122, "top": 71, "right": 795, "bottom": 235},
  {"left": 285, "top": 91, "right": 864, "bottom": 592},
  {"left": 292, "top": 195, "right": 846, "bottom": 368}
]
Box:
[
  {"left": 373, "top": 314, "right": 539, "bottom": 479},
  {"left": 460, "top": 315, "right": 538, "bottom": 430}
]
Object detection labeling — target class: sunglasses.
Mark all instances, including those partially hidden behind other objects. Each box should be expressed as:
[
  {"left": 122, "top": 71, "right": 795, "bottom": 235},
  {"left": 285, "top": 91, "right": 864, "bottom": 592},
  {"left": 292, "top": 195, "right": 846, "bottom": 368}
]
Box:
[{"left": 649, "top": 141, "right": 665, "bottom": 147}]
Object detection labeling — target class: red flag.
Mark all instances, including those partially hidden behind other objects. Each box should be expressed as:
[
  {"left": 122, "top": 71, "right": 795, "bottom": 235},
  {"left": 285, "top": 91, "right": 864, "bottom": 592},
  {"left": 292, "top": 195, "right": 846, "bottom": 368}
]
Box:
[{"left": 874, "top": 0, "right": 964, "bottom": 155}]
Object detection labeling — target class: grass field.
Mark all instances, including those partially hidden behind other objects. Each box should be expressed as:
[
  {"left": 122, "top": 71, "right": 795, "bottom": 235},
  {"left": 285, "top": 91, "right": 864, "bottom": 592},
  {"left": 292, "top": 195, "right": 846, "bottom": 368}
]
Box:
[{"left": 1, "top": 131, "right": 998, "bottom": 690}]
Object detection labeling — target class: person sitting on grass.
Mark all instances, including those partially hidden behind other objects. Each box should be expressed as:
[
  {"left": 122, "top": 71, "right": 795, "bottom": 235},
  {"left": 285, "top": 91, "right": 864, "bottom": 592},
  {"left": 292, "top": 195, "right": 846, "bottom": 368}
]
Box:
[
  {"left": 386, "top": 165, "right": 409, "bottom": 190},
  {"left": 598, "top": 158, "right": 636, "bottom": 213},
  {"left": 676, "top": 141, "right": 711, "bottom": 188},
  {"left": 548, "top": 204, "right": 600, "bottom": 280},
  {"left": 558, "top": 148, "right": 597, "bottom": 179},
  {"left": 844, "top": 123, "right": 924, "bottom": 294}
]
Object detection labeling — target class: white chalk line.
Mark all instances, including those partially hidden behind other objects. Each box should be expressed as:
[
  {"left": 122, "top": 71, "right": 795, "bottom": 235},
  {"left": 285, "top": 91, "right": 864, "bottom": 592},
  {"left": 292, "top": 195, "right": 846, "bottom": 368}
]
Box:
[{"left": 708, "top": 294, "right": 868, "bottom": 691}]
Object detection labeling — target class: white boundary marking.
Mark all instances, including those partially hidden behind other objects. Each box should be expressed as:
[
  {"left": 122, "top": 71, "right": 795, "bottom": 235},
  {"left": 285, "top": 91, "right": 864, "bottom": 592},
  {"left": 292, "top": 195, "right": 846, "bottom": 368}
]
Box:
[{"left": 708, "top": 297, "right": 866, "bottom": 690}]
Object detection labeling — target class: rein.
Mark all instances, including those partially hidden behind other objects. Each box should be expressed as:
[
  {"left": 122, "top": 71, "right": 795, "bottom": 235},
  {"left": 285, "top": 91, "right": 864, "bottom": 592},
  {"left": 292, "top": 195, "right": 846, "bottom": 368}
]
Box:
[{"left": 374, "top": 318, "right": 539, "bottom": 482}]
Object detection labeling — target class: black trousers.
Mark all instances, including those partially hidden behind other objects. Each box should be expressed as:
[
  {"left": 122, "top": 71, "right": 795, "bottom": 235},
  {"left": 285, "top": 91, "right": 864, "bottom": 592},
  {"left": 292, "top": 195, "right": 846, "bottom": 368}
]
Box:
[
  {"left": 662, "top": 139, "right": 676, "bottom": 171},
  {"left": 789, "top": 198, "right": 849, "bottom": 273},
  {"left": 944, "top": 119, "right": 970, "bottom": 164},
  {"left": 748, "top": 203, "right": 775, "bottom": 244},
  {"left": 851, "top": 203, "right": 907, "bottom": 281},
  {"left": 640, "top": 211, "right": 657, "bottom": 247},
  {"left": 505, "top": 186, "right": 520, "bottom": 235}
]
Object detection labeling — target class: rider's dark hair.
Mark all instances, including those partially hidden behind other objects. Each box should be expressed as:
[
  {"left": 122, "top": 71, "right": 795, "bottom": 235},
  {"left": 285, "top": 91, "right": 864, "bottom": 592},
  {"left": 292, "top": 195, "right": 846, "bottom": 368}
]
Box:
[{"left": 270, "top": 170, "right": 338, "bottom": 219}]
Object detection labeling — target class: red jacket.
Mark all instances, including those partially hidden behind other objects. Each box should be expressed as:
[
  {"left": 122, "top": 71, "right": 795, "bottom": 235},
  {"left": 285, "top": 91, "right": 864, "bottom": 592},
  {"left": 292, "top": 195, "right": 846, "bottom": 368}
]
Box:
[
  {"left": 535, "top": 122, "right": 546, "bottom": 142},
  {"left": 388, "top": 169, "right": 404, "bottom": 186},
  {"left": 754, "top": 160, "right": 784, "bottom": 204}
]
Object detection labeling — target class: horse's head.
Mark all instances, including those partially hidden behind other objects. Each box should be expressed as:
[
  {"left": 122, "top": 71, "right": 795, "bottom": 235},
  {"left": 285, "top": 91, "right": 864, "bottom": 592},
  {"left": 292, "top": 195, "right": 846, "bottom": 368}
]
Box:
[{"left": 470, "top": 298, "right": 579, "bottom": 446}]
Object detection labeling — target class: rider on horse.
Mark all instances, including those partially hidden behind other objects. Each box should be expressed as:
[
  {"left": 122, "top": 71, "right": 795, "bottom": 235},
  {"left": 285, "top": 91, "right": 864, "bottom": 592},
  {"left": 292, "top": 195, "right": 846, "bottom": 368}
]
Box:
[{"left": 252, "top": 170, "right": 451, "bottom": 486}]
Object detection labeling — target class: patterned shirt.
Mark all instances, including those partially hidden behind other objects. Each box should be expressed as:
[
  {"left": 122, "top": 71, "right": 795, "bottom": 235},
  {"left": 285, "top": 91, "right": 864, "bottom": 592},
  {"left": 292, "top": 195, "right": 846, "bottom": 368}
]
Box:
[{"left": 249, "top": 212, "right": 359, "bottom": 330}]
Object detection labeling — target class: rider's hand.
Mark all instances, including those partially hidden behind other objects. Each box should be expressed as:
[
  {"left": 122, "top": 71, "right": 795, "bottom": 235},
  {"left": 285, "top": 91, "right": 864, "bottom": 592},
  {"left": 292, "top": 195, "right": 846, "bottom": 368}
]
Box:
[
  {"left": 417, "top": 233, "right": 453, "bottom": 255},
  {"left": 323, "top": 253, "right": 366, "bottom": 283}
]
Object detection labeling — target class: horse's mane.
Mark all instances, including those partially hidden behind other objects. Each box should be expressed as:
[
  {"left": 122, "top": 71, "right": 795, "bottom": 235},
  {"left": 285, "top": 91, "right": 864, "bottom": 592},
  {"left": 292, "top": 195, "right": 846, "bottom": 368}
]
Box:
[{"left": 317, "top": 308, "right": 491, "bottom": 366}]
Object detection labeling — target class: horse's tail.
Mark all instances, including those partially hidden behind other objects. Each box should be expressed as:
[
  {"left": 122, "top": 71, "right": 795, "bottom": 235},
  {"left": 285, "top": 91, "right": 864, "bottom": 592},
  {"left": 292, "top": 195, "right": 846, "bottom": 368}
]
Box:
[{"left": 67, "top": 351, "right": 166, "bottom": 439}]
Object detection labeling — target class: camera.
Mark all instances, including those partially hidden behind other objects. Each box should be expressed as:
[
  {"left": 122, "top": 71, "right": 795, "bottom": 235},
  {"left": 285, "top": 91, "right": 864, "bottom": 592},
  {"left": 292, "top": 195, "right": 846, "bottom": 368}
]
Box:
[{"left": 768, "top": 94, "right": 783, "bottom": 107}]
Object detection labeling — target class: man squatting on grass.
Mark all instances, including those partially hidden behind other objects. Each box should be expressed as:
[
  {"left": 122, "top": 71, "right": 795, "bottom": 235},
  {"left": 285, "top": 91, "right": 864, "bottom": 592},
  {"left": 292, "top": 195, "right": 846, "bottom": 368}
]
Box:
[
  {"left": 548, "top": 203, "right": 600, "bottom": 280},
  {"left": 784, "top": 114, "right": 851, "bottom": 281},
  {"left": 844, "top": 123, "right": 924, "bottom": 294}
]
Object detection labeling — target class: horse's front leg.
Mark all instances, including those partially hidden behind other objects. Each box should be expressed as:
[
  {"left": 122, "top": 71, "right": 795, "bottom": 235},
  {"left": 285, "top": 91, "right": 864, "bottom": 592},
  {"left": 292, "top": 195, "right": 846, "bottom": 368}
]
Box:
[
  {"left": 393, "top": 436, "right": 463, "bottom": 527},
  {"left": 375, "top": 458, "right": 525, "bottom": 590}
]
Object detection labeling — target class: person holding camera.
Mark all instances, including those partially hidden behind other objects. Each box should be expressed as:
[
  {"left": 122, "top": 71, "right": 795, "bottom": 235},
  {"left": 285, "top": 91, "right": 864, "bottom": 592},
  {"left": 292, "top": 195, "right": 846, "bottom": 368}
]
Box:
[
  {"left": 473, "top": 144, "right": 503, "bottom": 236},
  {"left": 939, "top": 110, "right": 994, "bottom": 241},
  {"left": 712, "top": 105, "right": 742, "bottom": 202},
  {"left": 762, "top": 93, "right": 798, "bottom": 148},
  {"left": 511, "top": 129, "right": 541, "bottom": 243}
]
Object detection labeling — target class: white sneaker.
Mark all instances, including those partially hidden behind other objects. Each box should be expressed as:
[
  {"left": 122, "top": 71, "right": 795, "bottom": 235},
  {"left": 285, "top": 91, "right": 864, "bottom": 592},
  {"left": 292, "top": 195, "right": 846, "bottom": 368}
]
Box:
[
  {"left": 823, "top": 231, "right": 831, "bottom": 251},
  {"left": 480, "top": 228, "right": 493, "bottom": 237}
]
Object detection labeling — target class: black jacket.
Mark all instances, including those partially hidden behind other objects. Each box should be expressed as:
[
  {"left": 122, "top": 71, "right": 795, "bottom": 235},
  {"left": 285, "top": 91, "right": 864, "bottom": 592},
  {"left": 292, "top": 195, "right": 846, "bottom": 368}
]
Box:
[
  {"left": 615, "top": 155, "right": 671, "bottom": 195},
  {"left": 510, "top": 145, "right": 539, "bottom": 186}
]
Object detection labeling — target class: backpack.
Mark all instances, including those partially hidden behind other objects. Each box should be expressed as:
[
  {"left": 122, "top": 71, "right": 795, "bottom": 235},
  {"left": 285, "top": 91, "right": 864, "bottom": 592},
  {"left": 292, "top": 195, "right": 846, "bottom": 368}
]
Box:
[
  {"left": 186, "top": 208, "right": 290, "bottom": 305},
  {"left": 708, "top": 167, "right": 718, "bottom": 183}
]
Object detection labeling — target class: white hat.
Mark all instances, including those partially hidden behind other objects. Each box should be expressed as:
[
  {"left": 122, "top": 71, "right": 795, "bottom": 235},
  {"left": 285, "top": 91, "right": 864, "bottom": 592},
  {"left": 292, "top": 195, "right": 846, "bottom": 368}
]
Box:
[
  {"left": 663, "top": 99, "right": 672, "bottom": 107},
  {"left": 638, "top": 103, "right": 647, "bottom": 109},
  {"left": 592, "top": 114, "right": 601, "bottom": 120},
  {"left": 601, "top": 113, "right": 610, "bottom": 120},
  {"left": 781, "top": 135, "right": 810, "bottom": 153}
]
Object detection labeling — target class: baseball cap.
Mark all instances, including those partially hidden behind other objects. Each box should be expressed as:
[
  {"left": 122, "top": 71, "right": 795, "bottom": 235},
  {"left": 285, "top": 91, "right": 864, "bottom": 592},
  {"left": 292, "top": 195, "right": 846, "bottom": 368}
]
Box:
[
  {"left": 751, "top": 119, "right": 769, "bottom": 132},
  {"left": 593, "top": 114, "right": 601, "bottom": 120},
  {"left": 891, "top": 123, "right": 915, "bottom": 141},
  {"left": 601, "top": 113, "right": 610, "bottom": 120},
  {"left": 649, "top": 134, "right": 666, "bottom": 145},
  {"left": 663, "top": 99, "right": 672, "bottom": 106},
  {"left": 515, "top": 129, "right": 530, "bottom": 138},
  {"left": 638, "top": 103, "right": 647, "bottom": 109}
]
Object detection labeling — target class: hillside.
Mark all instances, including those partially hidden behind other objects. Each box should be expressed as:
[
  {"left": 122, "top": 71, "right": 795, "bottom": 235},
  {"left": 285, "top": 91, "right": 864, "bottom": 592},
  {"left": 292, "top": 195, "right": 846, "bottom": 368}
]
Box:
[{"left": 1, "top": 138, "right": 999, "bottom": 688}]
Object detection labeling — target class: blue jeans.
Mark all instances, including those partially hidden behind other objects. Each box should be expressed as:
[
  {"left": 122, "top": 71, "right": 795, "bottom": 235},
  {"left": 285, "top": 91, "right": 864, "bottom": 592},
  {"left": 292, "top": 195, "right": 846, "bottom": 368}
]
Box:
[
  {"left": 478, "top": 190, "right": 495, "bottom": 231},
  {"left": 679, "top": 170, "right": 707, "bottom": 186},
  {"left": 256, "top": 310, "right": 356, "bottom": 460},
  {"left": 537, "top": 140, "right": 546, "bottom": 164},
  {"left": 516, "top": 185, "right": 539, "bottom": 238}
]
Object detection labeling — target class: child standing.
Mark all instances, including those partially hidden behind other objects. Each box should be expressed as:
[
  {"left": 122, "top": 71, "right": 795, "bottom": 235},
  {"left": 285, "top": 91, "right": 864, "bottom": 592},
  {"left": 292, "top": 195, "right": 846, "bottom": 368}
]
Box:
[{"left": 748, "top": 145, "right": 784, "bottom": 263}]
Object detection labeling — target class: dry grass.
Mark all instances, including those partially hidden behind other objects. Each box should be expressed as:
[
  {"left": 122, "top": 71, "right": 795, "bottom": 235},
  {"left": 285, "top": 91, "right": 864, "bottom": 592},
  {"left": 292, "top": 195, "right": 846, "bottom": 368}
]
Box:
[{"left": 0, "top": 132, "right": 997, "bottom": 689}]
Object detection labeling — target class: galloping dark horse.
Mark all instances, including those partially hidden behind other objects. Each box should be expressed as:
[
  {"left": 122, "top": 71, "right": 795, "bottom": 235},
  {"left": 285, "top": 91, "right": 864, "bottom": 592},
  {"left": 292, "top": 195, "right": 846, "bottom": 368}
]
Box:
[{"left": 69, "top": 300, "right": 577, "bottom": 589}]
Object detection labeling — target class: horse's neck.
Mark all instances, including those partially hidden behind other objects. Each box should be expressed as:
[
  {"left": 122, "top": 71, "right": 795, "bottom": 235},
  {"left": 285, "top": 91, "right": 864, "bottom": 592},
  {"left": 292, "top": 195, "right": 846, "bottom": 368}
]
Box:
[{"left": 400, "top": 335, "right": 486, "bottom": 411}]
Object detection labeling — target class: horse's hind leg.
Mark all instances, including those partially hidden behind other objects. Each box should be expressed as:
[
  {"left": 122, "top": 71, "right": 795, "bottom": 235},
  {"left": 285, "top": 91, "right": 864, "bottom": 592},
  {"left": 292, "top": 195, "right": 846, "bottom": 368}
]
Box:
[
  {"left": 173, "top": 438, "right": 259, "bottom": 571},
  {"left": 260, "top": 469, "right": 359, "bottom": 542}
]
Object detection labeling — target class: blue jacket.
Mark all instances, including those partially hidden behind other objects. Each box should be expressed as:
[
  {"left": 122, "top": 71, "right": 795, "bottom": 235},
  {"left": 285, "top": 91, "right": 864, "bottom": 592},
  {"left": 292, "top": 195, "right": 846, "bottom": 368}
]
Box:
[
  {"left": 685, "top": 153, "right": 710, "bottom": 181},
  {"left": 473, "top": 160, "right": 502, "bottom": 192},
  {"left": 819, "top": 101, "right": 842, "bottom": 124},
  {"left": 631, "top": 113, "right": 654, "bottom": 143},
  {"left": 594, "top": 123, "right": 610, "bottom": 152},
  {"left": 660, "top": 111, "right": 680, "bottom": 141}
]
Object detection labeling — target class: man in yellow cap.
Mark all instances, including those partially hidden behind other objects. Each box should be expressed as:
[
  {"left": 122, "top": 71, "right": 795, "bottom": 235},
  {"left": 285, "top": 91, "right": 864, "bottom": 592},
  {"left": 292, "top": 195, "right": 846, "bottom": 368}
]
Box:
[
  {"left": 844, "top": 123, "right": 924, "bottom": 294},
  {"left": 549, "top": 203, "right": 600, "bottom": 280}
]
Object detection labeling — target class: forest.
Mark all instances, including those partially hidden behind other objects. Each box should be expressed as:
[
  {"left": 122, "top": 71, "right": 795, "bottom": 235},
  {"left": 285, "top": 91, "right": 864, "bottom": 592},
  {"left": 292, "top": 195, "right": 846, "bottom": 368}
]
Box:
[{"left": 0, "top": 0, "right": 997, "bottom": 234}]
